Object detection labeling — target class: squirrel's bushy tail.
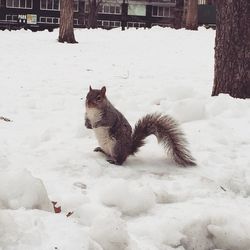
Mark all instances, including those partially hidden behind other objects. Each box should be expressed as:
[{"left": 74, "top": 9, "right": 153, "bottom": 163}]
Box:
[{"left": 130, "top": 113, "right": 196, "bottom": 167}]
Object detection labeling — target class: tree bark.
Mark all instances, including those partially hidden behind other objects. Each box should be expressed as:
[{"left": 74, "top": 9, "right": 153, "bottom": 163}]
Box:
[
  {"left": 212, "top": 0, "right": 250, "bottom": 98},
  {"left": 87, "top": 0, "right": 102, "bottom": 29},
  {"left": 58, "top": 0, "right": 77, "bottom": 43},
  {"left": 185, "top": 0, "right": 198, "bottom": 30}
]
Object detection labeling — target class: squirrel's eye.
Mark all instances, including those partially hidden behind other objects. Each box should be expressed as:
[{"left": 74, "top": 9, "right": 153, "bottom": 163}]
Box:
[{"left": 96, "top": 96, "right": 101, "bottom": 101}]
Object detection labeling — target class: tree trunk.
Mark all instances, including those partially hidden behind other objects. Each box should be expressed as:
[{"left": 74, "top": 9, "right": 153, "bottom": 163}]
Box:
[
  {"left": 185, "top": 0, "right": 198, "bottom": 30},
  {"left": 212, "top": 0, "right": 250, "bottom": 98},
  {"left": 87, "top": 0, "right": 98, "bottom": 29},
  {"left": 58, "top": 0, "right": 77, "bottom": 43}
]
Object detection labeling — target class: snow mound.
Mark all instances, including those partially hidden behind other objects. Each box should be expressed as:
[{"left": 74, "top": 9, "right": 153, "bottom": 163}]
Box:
[
  {"left": 0, "top": 209, "right": 89, "bottom": 250},
  {"left": 100, "top": 179, "right": 155, "bottom": 215},
  {"left": 208, "top": 215, "right": 250, "bottom": 250},
  {"left": 181, "top": 217, "right": 215, "bottom": 250},
  {"left": 0, "top": 169, "right": 52, "bottom": 212},
  {"left": 171, "top": 99, "right": 206, "bottom": 122},
  {"left": 181, "top": 212, "right": 250, "bottom": 250},
  {"left": 76, "top": 203, "right": 111, "bottom": 226},
  {"left": 89, "top": 212, "right": 129, "bottom": 250}
]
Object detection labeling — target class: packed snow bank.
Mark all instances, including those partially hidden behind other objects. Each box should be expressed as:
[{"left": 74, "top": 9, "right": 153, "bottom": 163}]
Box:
[
  {"left": 0, "top": 170, "right": 52, "bottom": 211},
  {"left": 89, "top": 212, "right": 129, "bottom": 250},
  {"left": 182, "top": 209, "right": 250, "bottom": 250},
  {"left": 0, "top": 209, "right": 89, "bottom": 250},
  {"left": 100, "top": 179, "right": 155, "bottom": 215}
]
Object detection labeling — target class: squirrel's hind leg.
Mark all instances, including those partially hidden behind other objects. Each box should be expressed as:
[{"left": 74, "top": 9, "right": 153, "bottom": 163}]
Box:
[{"left": 107, "top": 158, "right": 123, "bottom": 165}]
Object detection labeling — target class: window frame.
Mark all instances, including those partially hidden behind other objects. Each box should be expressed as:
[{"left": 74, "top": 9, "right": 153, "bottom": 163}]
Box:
[{"left": 6, "top": 0, "right": 33, "bottom": 9}]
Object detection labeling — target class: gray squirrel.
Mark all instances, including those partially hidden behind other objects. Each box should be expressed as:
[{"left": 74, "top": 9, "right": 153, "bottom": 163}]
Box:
[{"left": 85, "top": 86, "right": 196, "bottom": 166}]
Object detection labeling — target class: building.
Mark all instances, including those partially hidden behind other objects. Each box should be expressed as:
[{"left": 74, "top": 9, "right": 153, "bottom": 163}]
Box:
[
  {"left": 0, "top": 0, "right": 84, "bottom": 31},
  {"left": 0, "top": 0, "right": 215, "bottom": 31}
]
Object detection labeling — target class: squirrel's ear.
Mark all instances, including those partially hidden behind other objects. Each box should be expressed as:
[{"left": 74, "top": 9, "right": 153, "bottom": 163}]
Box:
[
  {"left": 89, "top": 85, "right": 92, "bottom": 91},
  {"left": 101, "top": 86, "right": 106, "bottom": 96}
]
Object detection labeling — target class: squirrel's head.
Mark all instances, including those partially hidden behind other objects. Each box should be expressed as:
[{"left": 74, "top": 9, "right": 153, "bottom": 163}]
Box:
[{"left": 86, "top": 86, "right": 107, "bottom": 109}]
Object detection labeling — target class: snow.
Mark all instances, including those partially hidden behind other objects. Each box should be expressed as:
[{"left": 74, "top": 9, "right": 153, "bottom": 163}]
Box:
[
  {"left": 0, "top": 169, "right": 52, "bottom": 211},
  {"left": 1, "top": 26, "right": 250, "bottom": 249}
]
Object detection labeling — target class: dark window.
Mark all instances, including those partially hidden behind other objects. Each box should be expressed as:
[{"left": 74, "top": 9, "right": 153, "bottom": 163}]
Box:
[
  {"left": 110, "top": 5, "right": 115, "bottom": 14},
  {"left": 152, "top": 6, "right": 157, "bottom": 16},
  {"left": 103, "top": 21, "right": 109, "bottom": 27},
  {"left": 47, "top": 0, "right": 52, "bottom": 9},
  {"left": 40, "top": 17, "right": 46, "bottom": 22},
  {"left": 115, "top": 6, "right": 120, "bottom": 14},
  {"left": 53, "top": 17, "right": 58, "bottom": 23},
  {"left": 169, "top": 7, "right": 174, "bottom": 17},
  {"left": 103, "top": 5, "right": 109, "bottom": 13},
  {"left": 85, "top": 3, "right": 89, "bottom": 12},
  {"left": 20, "top": 0, "right": 25, "bottom": 7},
  {"left": 47, "top": 17, "right": 52, "bottom": 23},
  {"left": 54, "top": 0, "right": 59, "bottom": 10},
  {"left": 127, "top": 22, "right": 133, "bottom": 28},
  {"left": 6, "top": 15, "right": 12, "bottom": 21},
  {"left": 158, "top": 7, "right": 163, "bottom": 16},
  {"left": 13, "top": 0, "right": 19, "bottom": 7},
  {"left": 74, "top": 0, "right": 78, "bottom": 11},
  {"left": 26, "top": 0, "right": 32, "bottom": 8},
  {"left": 41, "top": 0, "right": 46, "bottom": 9},
  {"left": 6, "top": 0, "right": 11, "bottom": 7},
  {"left": 164, "top": 7, "right": 169, "bottom": 16}
]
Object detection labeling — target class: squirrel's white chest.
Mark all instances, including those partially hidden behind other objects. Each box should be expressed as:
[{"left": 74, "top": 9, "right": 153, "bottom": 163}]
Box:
[
  {"left": 94, "top": 127, "right": 116, "bottom": 156},
  {"left": 85, "top": 107, "right": 102, "bottom": 125},
  {"left": 86, "top": 107, "right": 116, "bottom": 156}
]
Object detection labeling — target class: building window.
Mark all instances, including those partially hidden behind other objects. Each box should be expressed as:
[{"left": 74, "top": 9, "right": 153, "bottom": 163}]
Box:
[
  {"left": 74, "top": 18, "right": 78, "bottom": 25},
  {"left": 127, "top": 22, "right": 145, "bottom": 28},
  {"left": 152, "top": 6, "right": 173, "bottom": 17},
  {"left": 97, "top": 20, "right": 121, "bottom": 28},
  {"left": 98, "top": 4, "right": 121, "bottom": 14},
  {"left": 40, "top": 0, "right": 78, "bottom": 11},
  {"left": 74, "top": 0, "right": 79, "bottom": 11},
  {"left": 6, "top": 14, "right": 18, "bottom": 21},
  {"left": 39, "top": 16, "right": 59, "bottom": 23},
  {"left": 6, "top": 0, "right": 33, "bottom": 9},
  {"left": 151, "top": 23, "right": 171, "bottom": 28},
  {"left": 40, "top": 0, "right": 59, "bottom": 10},
  {"left": 128, "top": 4, "right": 146, "bottom": 16}
]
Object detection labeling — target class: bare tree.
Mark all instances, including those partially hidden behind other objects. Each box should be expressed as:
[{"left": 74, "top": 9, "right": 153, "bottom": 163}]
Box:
[
  {"left": 86, "top": 0, "right": 103, "bottom": 28},
  {"left": 212, "top": 0, "right": 250, "bottom": 98},
  {"left": 183, "top": 0, "right": 198, "bottom": 30},
  {"left": 58, "top": 0, "right": 77, "bottom": 43}
]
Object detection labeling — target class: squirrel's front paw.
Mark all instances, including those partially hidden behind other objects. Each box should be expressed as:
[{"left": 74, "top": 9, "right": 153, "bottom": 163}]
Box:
[{"left": 94, "top": 147, "right": 104, "bottom": 153}]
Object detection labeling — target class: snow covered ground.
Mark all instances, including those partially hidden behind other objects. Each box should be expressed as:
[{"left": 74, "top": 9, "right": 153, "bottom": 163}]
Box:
[{"left": 1, "top": 27, "right": 250, "bottom": 250}]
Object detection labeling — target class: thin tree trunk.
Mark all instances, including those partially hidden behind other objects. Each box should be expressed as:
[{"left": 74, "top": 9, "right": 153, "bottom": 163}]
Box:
[
  {"left": 185, "top": 0, "right": 198, "bottom": 30},
  {"left": 87, "top": 0, "right": 98, "bottom": 28},
  {"left": 212, "top": 0, "right": 250, "bottom": 98},
  {"left": 58, "top": 0, "right": 77, "bottom": 43},
  {"left": 87, "top": 0, "right": 102, "bottom": 29}
]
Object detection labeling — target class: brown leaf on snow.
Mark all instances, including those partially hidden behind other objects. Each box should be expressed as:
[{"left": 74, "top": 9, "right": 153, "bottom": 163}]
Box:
[{"left": 52, "top": 201, "right": 62, "bottom": 214}]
